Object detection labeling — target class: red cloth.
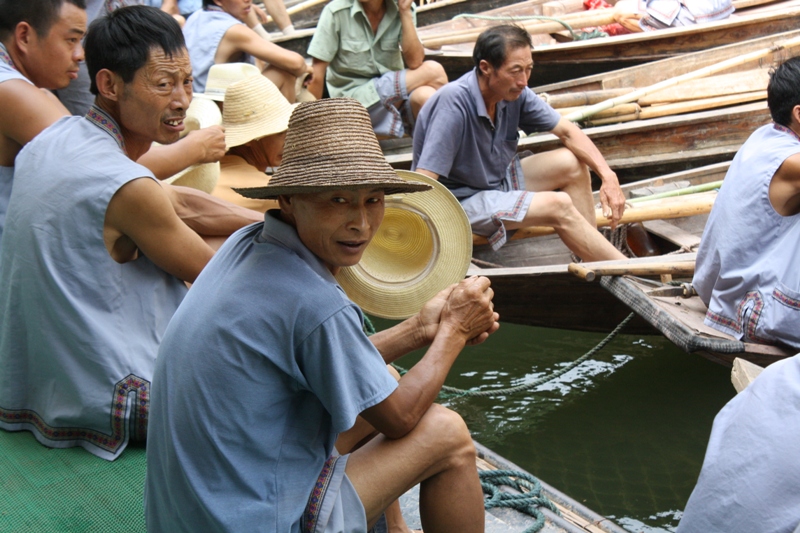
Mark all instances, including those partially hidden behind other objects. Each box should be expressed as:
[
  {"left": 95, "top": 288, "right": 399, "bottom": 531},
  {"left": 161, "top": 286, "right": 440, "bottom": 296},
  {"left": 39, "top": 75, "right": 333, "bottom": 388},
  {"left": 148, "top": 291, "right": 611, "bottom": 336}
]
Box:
[{"left": 582, "top": 0, "right": 631, "bottom": 36}]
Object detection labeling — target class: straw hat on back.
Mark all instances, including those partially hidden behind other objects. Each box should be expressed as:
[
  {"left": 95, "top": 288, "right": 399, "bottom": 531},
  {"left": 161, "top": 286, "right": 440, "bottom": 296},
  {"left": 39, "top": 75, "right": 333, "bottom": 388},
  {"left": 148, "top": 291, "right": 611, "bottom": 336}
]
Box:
[
  {"left": 235, "top": 99, "right": 473, "bottom": 319},
  {"left": 195, "top": 62, "right": 261, "bottom": 102},
  {"left": 235, "top": 98, "right": 430, "bottom": 199},
  {"left": 223, "top": 75, "right": 297, "bottom": 149},
  {"left": 163, "top": 97, "right": 222, "bottom": 193}
]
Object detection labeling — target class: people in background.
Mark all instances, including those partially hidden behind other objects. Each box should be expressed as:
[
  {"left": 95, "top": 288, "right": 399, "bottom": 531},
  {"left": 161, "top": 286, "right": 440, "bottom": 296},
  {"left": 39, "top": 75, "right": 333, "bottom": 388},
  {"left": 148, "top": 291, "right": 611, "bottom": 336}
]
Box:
[
  {"left": 307, "top": 0, "right": 447, "bottom": 138},
  {"left": 412, "top": 25, "right": 626, "bottom": 261}
]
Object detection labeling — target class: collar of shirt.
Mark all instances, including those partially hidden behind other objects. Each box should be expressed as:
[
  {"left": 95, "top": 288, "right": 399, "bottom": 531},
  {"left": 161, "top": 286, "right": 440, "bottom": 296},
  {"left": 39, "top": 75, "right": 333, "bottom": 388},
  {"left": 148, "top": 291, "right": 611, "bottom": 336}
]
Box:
[
  {"left": 773, "top": 122, "right": 800, "bottom": 143},
  {"left": 349, "top": 0, "right": 399, "bottom": 40},
  {"left": 258, "top": 210, "right": 340, "bottom": 285},
  {"left": 0, "top": 42, "right": 16, "bottom": 71},
  {"left": 85, "top": 105, "right": 126, "bottom": 151},
  {"left": 467, "top": 68, "right": 507, "bottom": 131}
]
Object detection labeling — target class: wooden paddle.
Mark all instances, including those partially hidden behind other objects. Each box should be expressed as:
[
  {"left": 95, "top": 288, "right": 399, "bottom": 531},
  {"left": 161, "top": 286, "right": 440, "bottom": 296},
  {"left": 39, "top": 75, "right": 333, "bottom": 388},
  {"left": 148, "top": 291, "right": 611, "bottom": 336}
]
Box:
[
  {"left": 472, "top": 191, "right": 717, "bottom": 245},
  {"left": 567, "top": 260, "right": 695, "bottom": 281}
]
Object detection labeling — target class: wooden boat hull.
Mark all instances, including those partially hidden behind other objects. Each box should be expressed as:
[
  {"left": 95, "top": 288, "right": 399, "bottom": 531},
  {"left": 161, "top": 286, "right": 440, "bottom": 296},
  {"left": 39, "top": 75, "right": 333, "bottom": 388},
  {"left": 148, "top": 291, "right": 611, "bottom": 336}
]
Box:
[
  {"left": 383, "top": 101, "right": 769, "bottom": 183},
  {"left": 425, "top": 2, "right": 800, "bottom": 84}
]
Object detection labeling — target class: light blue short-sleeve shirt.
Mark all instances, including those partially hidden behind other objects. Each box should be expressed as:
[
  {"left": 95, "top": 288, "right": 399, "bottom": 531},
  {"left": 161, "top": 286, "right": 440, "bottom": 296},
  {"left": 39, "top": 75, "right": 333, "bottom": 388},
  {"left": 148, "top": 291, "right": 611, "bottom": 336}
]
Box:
[
  {"left": 412, "top": 69, "right": 561, "bottom": 199},
  {"left": 307, "top": 0, "right": 411, "bottom": 109},
  {"left": 145, "top": 213, "right": 398, "bottom": 533}
]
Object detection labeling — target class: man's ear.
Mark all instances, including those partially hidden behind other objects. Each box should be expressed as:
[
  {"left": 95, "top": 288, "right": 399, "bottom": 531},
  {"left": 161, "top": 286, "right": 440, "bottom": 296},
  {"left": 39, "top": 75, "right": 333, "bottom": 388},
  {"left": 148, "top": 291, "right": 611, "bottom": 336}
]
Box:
[
  {"left": 95, "top": 69, "right": 123, "bottom": 102},
  {"left": 792, "top": 105, "right": 800, "bottom": 127},
  {"left": 478, "top": 59, "right": 492, "bottom": 77},
  {"left": 277, "top": 195, "right": 296, "bottom": 224},
  {"left": 13, "top": 22, "right": 36, "bottom": 55}
]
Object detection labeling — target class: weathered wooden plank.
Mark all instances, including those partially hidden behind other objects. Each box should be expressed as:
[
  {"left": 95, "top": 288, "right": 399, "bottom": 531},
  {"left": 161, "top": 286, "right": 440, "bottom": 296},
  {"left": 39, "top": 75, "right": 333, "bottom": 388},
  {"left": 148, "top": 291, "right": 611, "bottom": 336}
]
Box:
[{"left": 642, "top": 219, "right": 702, "bottom": 249}]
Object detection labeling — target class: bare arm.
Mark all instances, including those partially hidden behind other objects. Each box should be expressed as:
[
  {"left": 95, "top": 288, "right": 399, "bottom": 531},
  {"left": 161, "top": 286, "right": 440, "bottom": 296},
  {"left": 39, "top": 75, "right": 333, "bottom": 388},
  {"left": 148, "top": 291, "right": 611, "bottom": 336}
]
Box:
[
  {"left": 397, "top": 0, "right": 424, "bottom": 69},
  {"left": 413, "top": 168, "right": 440, "bottom": 181},
  {"left": 163, "top": 183, "right": 263, "bottom": 236},
  {"left": 0, "top": 81, "right": 69, "bottom": 166},
  {"left": 138, "top": 125, "right": 227, "bottom": 180},
  {"left": 769, "top": 152, "right": 800, "bottom": 216},
  {"left": 551, "top": 117, "right": 625, "bottom": 227},
  {"left": 103, "top": 178, "right": 215, "bottom": 283},
  {"left": 260, "top": 0, "right": 293, "bottom": 31},
  {"left": 160, "top": 0, "right": 179, "bottom": 15},
  {"left": 308, "top": 58, "right": 329, "bottom": 100},
  {"left": 220, "top": 24, "right": 308, "bottom": 77},
  {"left": 361, "top": 277, "right": 499, "bottom": 439}
]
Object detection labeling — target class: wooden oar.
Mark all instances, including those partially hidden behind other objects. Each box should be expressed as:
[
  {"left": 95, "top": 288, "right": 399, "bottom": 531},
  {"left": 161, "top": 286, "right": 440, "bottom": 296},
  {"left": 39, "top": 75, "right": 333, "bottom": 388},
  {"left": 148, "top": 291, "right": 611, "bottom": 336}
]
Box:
[
  {"left": 563, "top": 34, "right": 800, "bottom": 122},
  {"left": 472, "top": 191, "right": 716, "bottom": 245},
  {"left": 567, "top": 260, "right": 695, "bottom": 281}
]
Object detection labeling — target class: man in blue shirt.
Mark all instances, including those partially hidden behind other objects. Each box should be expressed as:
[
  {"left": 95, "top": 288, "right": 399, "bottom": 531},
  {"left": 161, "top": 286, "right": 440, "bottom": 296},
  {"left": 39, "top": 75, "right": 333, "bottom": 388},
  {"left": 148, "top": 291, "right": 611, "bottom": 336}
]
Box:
[
  {"left": 412, "top": 25, "right": 627, "bottom": 261},
  {"left": 145, "top": 98, "right": 500, "bottom": 532}
]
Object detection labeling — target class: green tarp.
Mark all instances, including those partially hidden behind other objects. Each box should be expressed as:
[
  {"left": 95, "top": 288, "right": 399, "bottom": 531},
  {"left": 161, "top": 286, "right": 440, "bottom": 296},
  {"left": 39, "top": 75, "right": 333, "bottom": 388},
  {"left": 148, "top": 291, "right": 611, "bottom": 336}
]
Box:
[{"left": 0, "top": 430, "right": 146, "bottom": 533}]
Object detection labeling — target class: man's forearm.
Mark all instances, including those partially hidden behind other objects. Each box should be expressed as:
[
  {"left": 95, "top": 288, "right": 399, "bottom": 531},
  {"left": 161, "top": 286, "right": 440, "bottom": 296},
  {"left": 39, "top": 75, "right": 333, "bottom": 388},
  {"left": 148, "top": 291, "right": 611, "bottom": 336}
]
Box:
[
  {"left": 370, "top": 315, "right": 428, "bottom": 363},
  {"left": 399, "top": 15, "right": 424, "bottom": 69},
  {"left": 166, "top": 184, "right": 263, "bottom": 236},
  {"left": 139, "top": 142, "right": 205, "bottom": 181}
]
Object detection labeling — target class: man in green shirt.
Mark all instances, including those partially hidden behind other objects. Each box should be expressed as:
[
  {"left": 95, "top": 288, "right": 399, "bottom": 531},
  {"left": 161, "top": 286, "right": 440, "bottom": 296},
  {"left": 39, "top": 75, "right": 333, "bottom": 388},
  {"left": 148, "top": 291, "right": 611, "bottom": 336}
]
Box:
[{"left": 307, "top": 0, "right": 446, "bottom": 138}]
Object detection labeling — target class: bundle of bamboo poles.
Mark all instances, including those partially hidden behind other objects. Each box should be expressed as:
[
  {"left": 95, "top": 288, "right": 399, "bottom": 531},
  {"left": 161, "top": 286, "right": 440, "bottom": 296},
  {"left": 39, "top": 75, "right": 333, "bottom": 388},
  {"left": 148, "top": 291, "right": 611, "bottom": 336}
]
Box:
[{"left": 542, "top": 69, "right": 770, "bottom": 126}]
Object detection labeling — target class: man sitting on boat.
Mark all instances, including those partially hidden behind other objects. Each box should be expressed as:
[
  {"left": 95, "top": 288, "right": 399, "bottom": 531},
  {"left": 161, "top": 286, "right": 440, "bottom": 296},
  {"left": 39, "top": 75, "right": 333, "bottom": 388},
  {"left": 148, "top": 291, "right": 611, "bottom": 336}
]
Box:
[
  {"left": 677, "top": 353, "right": 800, "bottom": 533},
  {"left": 693, "top": 57, "right": 800, "bottom": 351},
  {"left": 182, "top": 0, "right": 310, "bottom": 101},
  {"left": 628, "top": 0, "right": 734, "bottom": 32},
  {"left": 0, "top": 5, "right": 261, "bottom": 461},
  {"left": 145, "top": 98, "right": 499, "bottom": 533},
  {"left": 306, "top": 0, "right": 447, "bottom": 139},
  {"left": 411, "top": 25, "right": 627, "bottom": 262},
  {"left": 0, "top": 0, "right": 87, "bottom": 244}
]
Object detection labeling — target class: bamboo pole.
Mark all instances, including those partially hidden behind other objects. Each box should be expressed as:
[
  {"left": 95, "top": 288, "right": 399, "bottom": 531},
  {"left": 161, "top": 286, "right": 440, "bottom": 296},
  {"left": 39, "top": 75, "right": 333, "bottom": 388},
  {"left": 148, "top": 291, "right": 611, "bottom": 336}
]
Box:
[
  {"left": 628, "top": 180, "right": 723, "bottom": 203},
  {"left": 558, "top": 102, "right": 640, "bottom": 118},
  {"left": 542, "top": 88, "right": 634, "bottom": 108},
  {"left": 563, "top": 35, "right": 800, "bottom": 122},
  {"left": 472, "top": 191, "right": 716, "bottom": 245},
  {"left": 582, "top": 91, "right": 766, "bottom": 126},
  {"left": 568, "top": 261, "right": 695, "bottom": 281},
  {"left": 639, "top": 70, "right": 769, "bottom": 105}
]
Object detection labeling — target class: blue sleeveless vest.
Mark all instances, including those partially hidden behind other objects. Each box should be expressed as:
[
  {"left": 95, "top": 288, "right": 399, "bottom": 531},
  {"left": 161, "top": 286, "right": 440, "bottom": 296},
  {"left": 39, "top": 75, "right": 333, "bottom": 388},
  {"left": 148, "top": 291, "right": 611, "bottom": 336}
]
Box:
[
  {"left": 694, "top": 124, "right": 800, "bottom": 349},
  {"left": 0, "top": 106, "right": 188, "bottom": 460}
]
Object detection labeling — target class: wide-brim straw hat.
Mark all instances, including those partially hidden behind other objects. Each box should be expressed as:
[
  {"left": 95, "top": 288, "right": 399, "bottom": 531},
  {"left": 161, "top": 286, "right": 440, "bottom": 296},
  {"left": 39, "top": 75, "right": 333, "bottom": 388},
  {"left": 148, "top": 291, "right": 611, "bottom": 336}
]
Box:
[
  {"left": 335, "top": 170, "right": 473, "bottom": 319},
  {"left": 163, "top": 97, "right": 222, "bottom": 193},
  {"left": 234, "top": 98, "right": 431, "bottom": 198},
  {"left": 195, "top": 62, "right": 261, "bottom": 102},
  {"left": 224, "top": 75, "right": 297, "bottom": 149}
]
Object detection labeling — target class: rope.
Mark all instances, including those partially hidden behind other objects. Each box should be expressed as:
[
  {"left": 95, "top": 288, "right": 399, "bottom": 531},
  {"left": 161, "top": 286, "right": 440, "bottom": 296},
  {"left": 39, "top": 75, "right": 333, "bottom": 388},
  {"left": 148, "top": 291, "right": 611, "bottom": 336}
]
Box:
[
  {"left": 479, "top": 469, "right": 560, "bottom": 532},
  {"left": 392, "top": 312, "right": 635, "bottom": 399}
]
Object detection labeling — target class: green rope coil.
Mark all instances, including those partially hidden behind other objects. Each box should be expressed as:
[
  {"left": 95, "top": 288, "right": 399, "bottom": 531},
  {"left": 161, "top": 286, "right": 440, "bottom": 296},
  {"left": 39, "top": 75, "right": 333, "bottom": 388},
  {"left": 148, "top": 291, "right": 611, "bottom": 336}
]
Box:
[
  {"left": 393, "top": 312, "right": 634, "bottom": 399},
  {"left": 479, "top": 469, "right": 560, "bottom": 533}
]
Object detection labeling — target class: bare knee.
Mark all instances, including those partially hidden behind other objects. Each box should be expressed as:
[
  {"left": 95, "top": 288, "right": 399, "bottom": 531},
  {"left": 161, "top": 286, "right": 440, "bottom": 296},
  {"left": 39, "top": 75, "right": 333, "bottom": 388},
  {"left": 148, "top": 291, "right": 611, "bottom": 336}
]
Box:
[
  {"left": 419, "top": 405, "right": 474, "bottom": 462},
  {"left": 411, "top": 60, "right": 447, "bottom": 88},
  {"left": 538, "top": 191, "right": 577, "bottom": 225}
]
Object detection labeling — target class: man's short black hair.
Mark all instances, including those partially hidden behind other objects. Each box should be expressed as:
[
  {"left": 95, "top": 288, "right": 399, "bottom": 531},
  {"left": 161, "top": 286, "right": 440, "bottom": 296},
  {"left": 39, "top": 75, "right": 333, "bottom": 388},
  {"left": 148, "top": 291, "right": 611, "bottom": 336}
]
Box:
[
  {"left": 202, "top": 0, "right": 216, "bottom": 9},
  {"left": 0, "top": 0, "right": 86, "bottom": 40},
  {"left": 768, "top": 57, "right": 800, "bottom": 127},
  {"left": 473, "top": 25, "right": 532, "bottom": 74},
  {"left": 85, "top": 5, "right": 186, "bottom": 96}
]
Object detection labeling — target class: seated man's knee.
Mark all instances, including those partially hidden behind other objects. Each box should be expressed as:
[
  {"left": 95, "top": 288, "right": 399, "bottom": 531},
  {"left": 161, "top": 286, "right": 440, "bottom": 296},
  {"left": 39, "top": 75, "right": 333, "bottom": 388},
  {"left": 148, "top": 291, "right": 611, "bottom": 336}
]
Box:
[
  {"left": 419, "top": 60, "right": 447, "bottom": 87},
  {"left": 422, "top": 404, "right": 473, "bottom": 451},
  {"left": 546, "top": 191, "right": 576, "bottom": 219}
]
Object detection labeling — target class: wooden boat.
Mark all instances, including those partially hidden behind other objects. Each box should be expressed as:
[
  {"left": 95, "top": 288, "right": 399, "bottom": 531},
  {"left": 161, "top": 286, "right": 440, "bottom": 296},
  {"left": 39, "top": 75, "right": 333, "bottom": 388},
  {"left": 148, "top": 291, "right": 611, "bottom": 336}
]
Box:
[
  {"left": 466, "top": 162, "right": 795, "bottom": 367},
  {"left": 420, "top": 0, "right": 800, "bottom": 85},
  {"left": 0, "top": 428, "right": 627, "bottom": 532},
  {"left": 381, "top": 28, "right": 800, "bottom": 183}
]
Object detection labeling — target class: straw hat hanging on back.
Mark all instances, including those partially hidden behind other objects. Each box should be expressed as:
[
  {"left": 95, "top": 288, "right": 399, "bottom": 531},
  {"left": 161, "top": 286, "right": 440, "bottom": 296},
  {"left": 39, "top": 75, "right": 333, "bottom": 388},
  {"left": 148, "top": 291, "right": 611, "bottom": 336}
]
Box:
[
  {"left": 162, "top": 97, "right": 222, "bottom": 193},
  {"left": 195, "top": 62, "right": 261, "bottom": 102},
  {"left": 236, "top": 98, "right": 473, "bottom": 319},
  {"left": 223, "top": 75, "right": 297, "bottom": 149}
]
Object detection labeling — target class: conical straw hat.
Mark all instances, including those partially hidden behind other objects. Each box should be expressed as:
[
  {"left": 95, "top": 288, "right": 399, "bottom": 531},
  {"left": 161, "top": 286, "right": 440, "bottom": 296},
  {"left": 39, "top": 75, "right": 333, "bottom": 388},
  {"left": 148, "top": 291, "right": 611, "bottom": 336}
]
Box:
[
  {"left": 223, "top": 74, "right": 297, "bottom": 149},
  {"left": 234, "top": 98, "right": 430, "bottom": 198},
  {"left": 336, "top": 170, "right": 473, "bottom": 319}
]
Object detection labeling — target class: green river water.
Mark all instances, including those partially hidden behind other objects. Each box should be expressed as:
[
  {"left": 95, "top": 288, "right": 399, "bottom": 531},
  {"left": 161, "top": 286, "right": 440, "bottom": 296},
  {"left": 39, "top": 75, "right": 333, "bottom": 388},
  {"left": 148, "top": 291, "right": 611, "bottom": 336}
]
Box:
[{"left": 371, "top": 317, "right": 736, "bottom": 533}]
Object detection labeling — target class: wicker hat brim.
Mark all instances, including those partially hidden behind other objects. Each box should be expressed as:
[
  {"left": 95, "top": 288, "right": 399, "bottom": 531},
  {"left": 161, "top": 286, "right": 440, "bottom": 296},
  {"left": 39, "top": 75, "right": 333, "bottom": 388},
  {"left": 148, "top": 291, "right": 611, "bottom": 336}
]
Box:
[
  {"left": 224, "top": 102, "right": 297, "bottom": 148},
  {"left": 335, "top": 170, "right": 472, "bottom": 320}
]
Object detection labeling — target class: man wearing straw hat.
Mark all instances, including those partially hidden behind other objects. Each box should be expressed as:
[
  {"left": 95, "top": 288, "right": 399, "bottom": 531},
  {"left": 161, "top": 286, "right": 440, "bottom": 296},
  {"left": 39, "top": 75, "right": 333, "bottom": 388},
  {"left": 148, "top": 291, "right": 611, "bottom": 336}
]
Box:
[
  {"left": 412, "top": 25, "right": 627, "bottom": 262},
  {"left": 183, "top": 0, "right": 310, "bottom": 101},
  {"left": 210, "top": 72, "right": 295, "bottom": 211},
  {"left": 145, "top": 98, "right": 499, "bottom": 533},
  {"left": 0, "top": 6, "right": 261, "bottom": 460},
  {"left": 692, "top": 57, "right": 800, "bottom": 352},
  {"left": 306, "top": 0, "right": 447, "bottom": 138}
]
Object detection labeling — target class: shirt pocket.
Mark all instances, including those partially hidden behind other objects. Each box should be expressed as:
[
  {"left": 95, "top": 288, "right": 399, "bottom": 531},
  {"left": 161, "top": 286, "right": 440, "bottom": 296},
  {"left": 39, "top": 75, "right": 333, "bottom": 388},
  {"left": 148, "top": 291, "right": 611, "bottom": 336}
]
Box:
[{"left": 339, "top": 38, "right": 372, "bottom": 73}]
